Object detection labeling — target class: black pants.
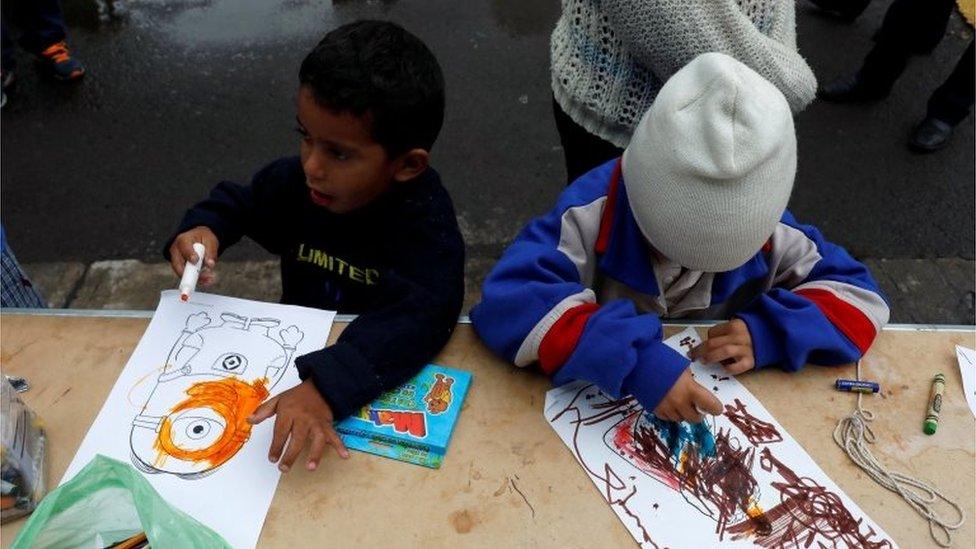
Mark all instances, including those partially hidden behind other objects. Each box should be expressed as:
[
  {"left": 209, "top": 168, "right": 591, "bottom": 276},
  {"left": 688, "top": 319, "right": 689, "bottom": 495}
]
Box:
[
  {"left": 858, "top": 0, "right": 973, "bottom": 125},
  {"left": 1, "top": 0, "right": 68, "bottom": 72},
  {"left": 552, "top": 97, "right": 624, "bottom": 185},
  {"left": 926, "top": 40, "right": 975, "bottom": 125}
]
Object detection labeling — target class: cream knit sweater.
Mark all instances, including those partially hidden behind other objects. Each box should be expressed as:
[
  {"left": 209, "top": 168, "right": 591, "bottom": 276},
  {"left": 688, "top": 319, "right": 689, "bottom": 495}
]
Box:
[{"left": 551, "top": 0, "right": 817, "bottom": 148}]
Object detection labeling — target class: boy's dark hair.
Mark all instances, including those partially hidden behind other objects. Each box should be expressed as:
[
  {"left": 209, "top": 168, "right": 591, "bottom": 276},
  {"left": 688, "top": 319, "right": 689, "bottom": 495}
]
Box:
[{"left": 299, "top": 20, "right": 445, "bottom": 157}]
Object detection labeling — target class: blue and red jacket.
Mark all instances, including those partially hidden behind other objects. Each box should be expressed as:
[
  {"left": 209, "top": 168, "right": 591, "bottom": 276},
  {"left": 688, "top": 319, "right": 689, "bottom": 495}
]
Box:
[{"left": 471, "top": 159, "right": 889, "bottom": 411}]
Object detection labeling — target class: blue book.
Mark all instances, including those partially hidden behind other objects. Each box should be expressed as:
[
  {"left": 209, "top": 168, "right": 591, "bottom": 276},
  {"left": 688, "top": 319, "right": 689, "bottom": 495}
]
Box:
[{"left": 335, "top": 364, "right": 472, "bottom": 468}]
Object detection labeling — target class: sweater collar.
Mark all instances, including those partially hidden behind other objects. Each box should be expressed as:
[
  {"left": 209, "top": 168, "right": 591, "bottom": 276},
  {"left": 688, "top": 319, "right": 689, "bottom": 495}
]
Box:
[{"left": 597, "top": 166, "right": 660, "bottom": 295}]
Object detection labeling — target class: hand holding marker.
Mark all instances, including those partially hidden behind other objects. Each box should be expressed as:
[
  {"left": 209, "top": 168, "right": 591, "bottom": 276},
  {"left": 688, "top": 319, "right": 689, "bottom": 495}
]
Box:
[
  {"left": 179, "top": 243, "right": 206, "bottom": 302},
  {"left": 168, "top": 226, "right": 219, "bottom": 289}
]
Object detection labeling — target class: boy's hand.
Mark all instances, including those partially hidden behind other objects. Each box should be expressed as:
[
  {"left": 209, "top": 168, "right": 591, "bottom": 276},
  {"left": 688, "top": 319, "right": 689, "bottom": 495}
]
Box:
[
  {"left": 653, "top": 368, "right": 723, "bottom": 423},
  {"left": 169, "top": 226, "right": 219, "bottom": 285},
  {"left": 247, "top": 379, "right": 350, "bottom": 473},
  {"left": 689, "top": 319, "right": 755, "bottom": 375}
]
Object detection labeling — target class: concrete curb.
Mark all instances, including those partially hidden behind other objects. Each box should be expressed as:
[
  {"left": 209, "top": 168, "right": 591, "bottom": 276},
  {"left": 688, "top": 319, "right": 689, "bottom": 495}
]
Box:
[{"left": 18, "top": 257, "right": 975, "bottom": 325}]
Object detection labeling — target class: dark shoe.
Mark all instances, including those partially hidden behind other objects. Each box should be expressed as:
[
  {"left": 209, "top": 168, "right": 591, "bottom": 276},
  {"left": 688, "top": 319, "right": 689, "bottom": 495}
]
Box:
[
  {"left": 806, "top": 0, "right": 865, "bottom": 22},
  {"left": 1, "top": 70, "right": 12, "bottom": 108},
  {"left": 37, "top": 41, "right": 85, "bottom": 81},
  {"left": 817, "top": 74, "right": 889, "bottom": 103},
  {"left": 908, "top": 117, "right": 953, "bottom": 152}
]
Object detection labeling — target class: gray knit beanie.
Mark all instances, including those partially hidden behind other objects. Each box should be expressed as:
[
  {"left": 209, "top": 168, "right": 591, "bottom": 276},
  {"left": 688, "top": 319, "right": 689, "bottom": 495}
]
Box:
[{"left": 622, "top": 52, "right": 796, "bottom": 272}]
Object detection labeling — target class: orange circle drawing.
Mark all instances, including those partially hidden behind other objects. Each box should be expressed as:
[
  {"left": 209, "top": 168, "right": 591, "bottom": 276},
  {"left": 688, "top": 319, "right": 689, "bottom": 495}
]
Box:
[{"left": 154, "top": 377, "right": 270, "bottom": 468}]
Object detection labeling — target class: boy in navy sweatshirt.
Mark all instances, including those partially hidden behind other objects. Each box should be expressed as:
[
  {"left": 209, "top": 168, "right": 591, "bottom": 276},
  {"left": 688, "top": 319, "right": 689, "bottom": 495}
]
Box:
[
  {"left": 166, "top": 21, "right": 464, "bottom": 473},
  {"left": 472, "top": 53, "right": 889, "bottom": 424}
]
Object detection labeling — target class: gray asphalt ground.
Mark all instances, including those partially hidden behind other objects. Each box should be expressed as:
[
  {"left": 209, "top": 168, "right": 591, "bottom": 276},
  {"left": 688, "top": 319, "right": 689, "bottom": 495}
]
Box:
[{"left": 1, "top": 0, "right": 974, "bottom": 322}]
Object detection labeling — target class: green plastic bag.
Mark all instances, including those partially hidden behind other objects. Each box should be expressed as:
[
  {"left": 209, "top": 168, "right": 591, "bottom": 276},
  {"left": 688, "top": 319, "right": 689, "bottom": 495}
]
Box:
[{"left": 11, "top": 455, "right": 231, "bottom": 549}]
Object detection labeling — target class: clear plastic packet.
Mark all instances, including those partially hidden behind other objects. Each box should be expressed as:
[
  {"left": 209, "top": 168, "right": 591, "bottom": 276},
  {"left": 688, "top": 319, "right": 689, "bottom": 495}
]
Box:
[{"left": 1, "top": 377, "right": 46, "bottom": 523}]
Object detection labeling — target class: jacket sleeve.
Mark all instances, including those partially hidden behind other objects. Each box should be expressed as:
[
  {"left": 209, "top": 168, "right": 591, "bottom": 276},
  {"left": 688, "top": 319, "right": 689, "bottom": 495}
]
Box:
[
  {"left": 471, "top": 162, "right": 689, "bottom": 411},
  {"left": 736, "top": 213, "right": 890, "bottom": 371},
  {"left": 163, "top": 158, "right": 296, "bottom": 259},
  {"left": 293, "top": 189, "right": 466, "bottom": 419},
  {"left": 602, "top": 0, "right": 817, "bottom": 112}
]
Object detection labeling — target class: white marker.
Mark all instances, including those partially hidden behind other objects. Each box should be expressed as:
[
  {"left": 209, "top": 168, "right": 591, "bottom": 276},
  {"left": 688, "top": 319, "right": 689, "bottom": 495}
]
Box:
[{"left": 179, "top": 242, "right": 206, "bottom": 302}]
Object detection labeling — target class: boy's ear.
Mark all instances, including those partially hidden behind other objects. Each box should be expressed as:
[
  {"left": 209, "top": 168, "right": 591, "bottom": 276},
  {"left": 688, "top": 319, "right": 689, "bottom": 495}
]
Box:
[{"left": 392, "top": 148, "right": 430, "bottom": 182}]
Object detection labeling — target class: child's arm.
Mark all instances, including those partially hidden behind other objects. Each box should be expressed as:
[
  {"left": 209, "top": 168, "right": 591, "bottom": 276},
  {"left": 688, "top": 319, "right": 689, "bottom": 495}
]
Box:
[
  {"left": 249, "top": 184, "right": 465, "bottom": 473},
  {"left": 735, "top": 212, "right": 890, "bottom": 371},
  {"left": 471, "top": 164, "right": 721, "bottom": 421},
  {"left": 163, "top": 158, "right": 298, "bottom": 270},
  {"left": 291, "top": 187, "right": 466, "bottom": 421},
  {"left": 602, "top": 0, "right": 817, "bottom": 113}
]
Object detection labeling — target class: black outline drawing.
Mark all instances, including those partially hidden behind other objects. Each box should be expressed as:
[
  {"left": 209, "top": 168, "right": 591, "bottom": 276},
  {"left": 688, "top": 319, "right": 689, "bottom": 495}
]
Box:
[{"left": 130, "top": 311, "right": 304, "bottom": 479}]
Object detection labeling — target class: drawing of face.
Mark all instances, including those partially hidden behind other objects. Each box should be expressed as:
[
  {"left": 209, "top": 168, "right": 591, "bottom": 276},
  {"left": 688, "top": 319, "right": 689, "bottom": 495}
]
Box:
[{"left": 131, "top": 312, "right": 304, "bottom": 479}]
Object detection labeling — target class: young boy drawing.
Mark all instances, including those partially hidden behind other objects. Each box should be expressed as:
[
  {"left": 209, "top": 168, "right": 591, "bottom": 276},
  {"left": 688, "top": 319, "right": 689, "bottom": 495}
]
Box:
[
  {"left": 472, "top": 52, "right": 888, "bottom": 423},
  {"left": 165, "top": 21, "right": 464, "bottom": 473}
]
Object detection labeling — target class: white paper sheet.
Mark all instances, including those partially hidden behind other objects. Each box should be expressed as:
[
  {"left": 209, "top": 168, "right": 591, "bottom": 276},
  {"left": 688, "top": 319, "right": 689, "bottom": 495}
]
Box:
[
  {"left": 545, "top": 327, "right": 896, "bottom": 548},
  {"left": 955, "top": 345, "right": 976, "bottom": 418},
  {"left": 63, "top": 291, "right": 337, "bottom": 549}
]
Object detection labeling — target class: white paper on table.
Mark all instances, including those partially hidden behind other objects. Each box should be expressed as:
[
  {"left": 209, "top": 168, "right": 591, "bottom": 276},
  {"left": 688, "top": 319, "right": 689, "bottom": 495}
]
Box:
[
  {"left": 545, "top": 327, "right": 896, "bottom": 548},
  {"left": 62, "top": 291, "right": 337, "bottom": 549},
  {"left": 955, "top": 345, "right": 976, "bottom": 418}
]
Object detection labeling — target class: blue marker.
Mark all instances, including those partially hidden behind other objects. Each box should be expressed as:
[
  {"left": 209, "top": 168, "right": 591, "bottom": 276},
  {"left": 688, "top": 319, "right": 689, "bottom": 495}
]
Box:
[{"left": 835, "top": 379, "right": 880, "bottom": 394}]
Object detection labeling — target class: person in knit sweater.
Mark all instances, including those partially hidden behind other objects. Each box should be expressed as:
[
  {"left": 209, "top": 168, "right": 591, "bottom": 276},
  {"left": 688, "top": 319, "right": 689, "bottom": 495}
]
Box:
[
  {"left": 550, "top": 0, "right": 818, "bottom": 183},
  {"left": 165, "top": 21, "right": 465, "bottom": 474},
  {"left": 474, "top": 53, "right": 887, "bottom": 423}
]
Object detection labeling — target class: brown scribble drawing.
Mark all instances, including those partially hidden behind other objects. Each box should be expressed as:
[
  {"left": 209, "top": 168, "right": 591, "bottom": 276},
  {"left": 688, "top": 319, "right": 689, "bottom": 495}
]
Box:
[
  {"left": 551, "top": 386, "right": 660, "bottom": 548},
  {"left": 727, "top": 448, "right": 894, "bottom": 548},
  {"left": 550, "top": 383, "right": 893, "bottom": 548},
  {"left": 613, "top": 410, "right": 769, "bottom": 540},
  {"left": 724, "top": 398, "right": 784, "bottom": 446},
  {"left": 606, "top": 464, "right": 660, "bottom": 548}
]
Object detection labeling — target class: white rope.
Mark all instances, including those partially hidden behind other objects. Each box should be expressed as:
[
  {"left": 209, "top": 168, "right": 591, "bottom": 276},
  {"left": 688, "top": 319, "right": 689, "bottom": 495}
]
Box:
[{"left": 833, "top": 361, "right": 965, "bottom": 547}]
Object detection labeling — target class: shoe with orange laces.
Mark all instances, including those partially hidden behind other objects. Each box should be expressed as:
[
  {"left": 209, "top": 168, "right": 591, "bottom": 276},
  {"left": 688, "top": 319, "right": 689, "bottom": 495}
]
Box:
[{"left": 37, "top": 40, "right": 85, "bottom": 81}]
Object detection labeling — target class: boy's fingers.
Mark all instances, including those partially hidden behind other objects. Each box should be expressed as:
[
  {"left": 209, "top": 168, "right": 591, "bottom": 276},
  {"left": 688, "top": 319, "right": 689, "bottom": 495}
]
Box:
[
  {"left": 325, "top": 426, "right": 350, "bottom": 459},
  {"left": 306, "top": 430, "right": 327, "bottom": 470},
  {"left": 654, "top": 404, "right": 678, "bottom": 422},
  {"left": 706, "top": 335, "right": 739, "bottom": 349},
  {"left": 268, "top": 415, "right": 292, "bottom": 463},
  {"left": 724, "top": 357, "right": 755, "bottom": 375},
  {"left": 178, "top": 238, "right": 201, "bottom": 265},
  {"left": 279, "top": 424, "right": 309, "bottom": 473},
  {"left": 707, "top": 322, "right": 733, "bottom": 338},
  {"left": 679, "top": 402, "right": 704, "bottom": 423},
  {"left": 702, "top": 344, "right": 746, "bottom": 365},
  {"left": 691, "top": 336, "right": 735, "bottom": 359},
  {"left": 248, "top": 396, "right": 279, "bottom": 424},
  {"left": 169, "top": 247, "right": 186, "bottom": 277},
  {"left": 201, "top": 235, "right": 219, "bottom": 267},
  {"left": 692, "top": 385, "right": 724, "bottom": 416}
]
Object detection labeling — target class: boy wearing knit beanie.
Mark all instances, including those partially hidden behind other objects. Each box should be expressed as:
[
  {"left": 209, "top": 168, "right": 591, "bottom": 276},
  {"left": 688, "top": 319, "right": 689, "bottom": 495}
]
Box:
[{"left": 472, "top": 53, "right": 888, "bottom": 422}]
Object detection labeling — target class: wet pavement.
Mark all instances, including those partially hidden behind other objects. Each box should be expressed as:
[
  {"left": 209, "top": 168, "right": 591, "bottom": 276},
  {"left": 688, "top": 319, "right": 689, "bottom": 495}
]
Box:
[{"left": 1, "top": 0, "right": 974, "bottom": 322}]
